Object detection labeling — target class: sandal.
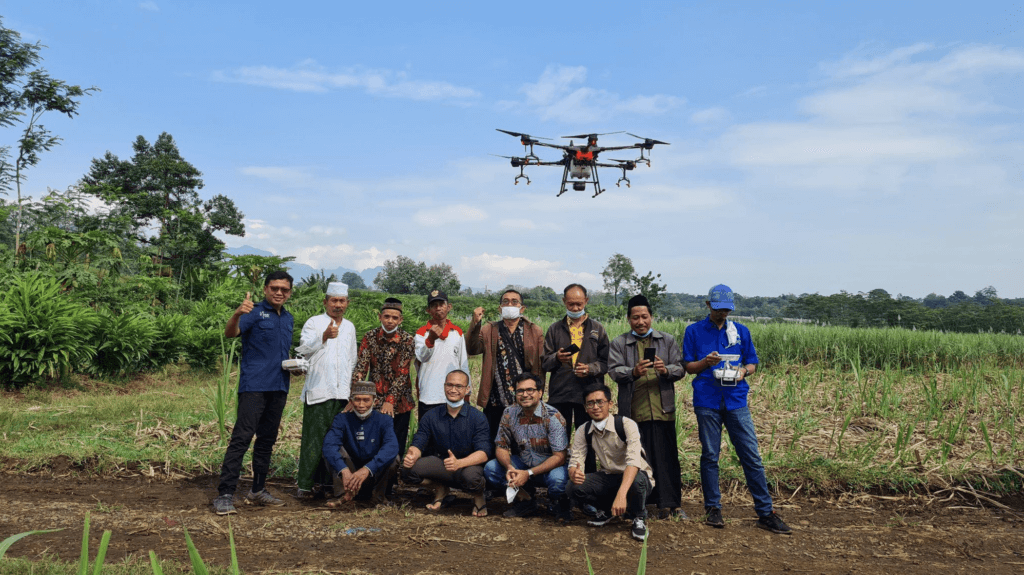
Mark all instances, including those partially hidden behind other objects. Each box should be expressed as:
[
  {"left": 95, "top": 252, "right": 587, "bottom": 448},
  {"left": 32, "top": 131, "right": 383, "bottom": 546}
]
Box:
[
  {"left": 472, "top": 504, "right": 488, "bottom": 517},
  {"left": 425, "top": 493, "right": 456, "bottom": 511}
]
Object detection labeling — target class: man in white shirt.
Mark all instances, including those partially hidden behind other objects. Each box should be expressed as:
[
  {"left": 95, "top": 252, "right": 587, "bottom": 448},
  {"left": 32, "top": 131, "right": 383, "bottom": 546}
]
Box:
[
  {"left": 414, "top": 290, "right": 470, "bottom": 420},
  {"left": 295, "top": 281, "right": 358, "bottom": 499}
]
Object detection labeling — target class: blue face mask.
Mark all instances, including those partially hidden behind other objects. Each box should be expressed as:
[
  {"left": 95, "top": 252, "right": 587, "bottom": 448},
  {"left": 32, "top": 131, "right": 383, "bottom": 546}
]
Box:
[
  {"left": 566, "top": 308, "right": 586, "bottom": 319},
  {"left": 446, "top": 398, "right": 465, "bottom": 409},
  {"left": 631, "top": 329, "right": 651, "bottom": 338}
]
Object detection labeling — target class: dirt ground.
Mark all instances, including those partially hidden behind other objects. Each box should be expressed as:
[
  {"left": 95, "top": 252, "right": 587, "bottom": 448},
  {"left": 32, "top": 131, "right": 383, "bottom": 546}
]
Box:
[{"left": 2, "top": 473, "right": 1024, "bottom": 575}]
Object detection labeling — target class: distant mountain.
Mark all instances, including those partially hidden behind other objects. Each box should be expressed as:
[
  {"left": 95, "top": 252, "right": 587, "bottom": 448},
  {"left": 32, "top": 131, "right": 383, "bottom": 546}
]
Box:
[{"left": 224, "top": 246, "right": 381, "bottom": 288}]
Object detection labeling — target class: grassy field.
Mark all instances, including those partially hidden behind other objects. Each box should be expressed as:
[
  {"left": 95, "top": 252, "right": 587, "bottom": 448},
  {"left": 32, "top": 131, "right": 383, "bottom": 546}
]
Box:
[{"left": 1, "top": 321, "right": 1022, "bottom": 497}]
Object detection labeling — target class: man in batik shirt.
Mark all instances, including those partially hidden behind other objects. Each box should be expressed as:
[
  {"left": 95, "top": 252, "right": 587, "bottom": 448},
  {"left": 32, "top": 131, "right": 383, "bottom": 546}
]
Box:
[
  {"left": 467, "top": 288, "right": 545, "bottom": 442},
  {"left": 353, "top": 297, "right": 416, "bottom": 457}
]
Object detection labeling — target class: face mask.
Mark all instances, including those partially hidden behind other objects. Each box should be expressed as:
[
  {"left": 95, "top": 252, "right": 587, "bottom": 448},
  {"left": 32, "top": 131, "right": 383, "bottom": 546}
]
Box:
[
  {"left": 381, "top": 323, "right": 400, "bottom": 334},
  {"left": 501, "top": 306, "right": 521, "bottom": 320},
  {"left": 593, "top": 416, "right": 609, "bottom": 431},
  {"left": 354, "top": 408, "right": 372, "bottom": 420},
  {"left": 446, "top": 398, "right": 465, "bottom": 408},
  {"left": 566, "top": 308, "right": 585, "bottom": 319},
  {"left": 631, "top": 329, "right": 651, "bottom": 338}
]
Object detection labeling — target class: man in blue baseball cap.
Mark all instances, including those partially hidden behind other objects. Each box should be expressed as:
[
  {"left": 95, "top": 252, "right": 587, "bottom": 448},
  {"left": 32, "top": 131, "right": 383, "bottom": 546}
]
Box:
[{"left": 682, "top": 284, "right": 792, "bottom": 535}]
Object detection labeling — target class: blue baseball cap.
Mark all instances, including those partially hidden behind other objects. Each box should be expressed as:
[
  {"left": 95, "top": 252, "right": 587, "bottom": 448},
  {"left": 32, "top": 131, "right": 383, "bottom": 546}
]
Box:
[{"left": 708, "top": 284, "right": 735, "bottom": 310}]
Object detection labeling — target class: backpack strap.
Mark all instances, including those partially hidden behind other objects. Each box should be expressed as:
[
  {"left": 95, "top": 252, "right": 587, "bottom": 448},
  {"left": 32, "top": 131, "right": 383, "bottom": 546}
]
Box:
[{"left": 583, "top": 415, "right": 626, "bottom": 473}]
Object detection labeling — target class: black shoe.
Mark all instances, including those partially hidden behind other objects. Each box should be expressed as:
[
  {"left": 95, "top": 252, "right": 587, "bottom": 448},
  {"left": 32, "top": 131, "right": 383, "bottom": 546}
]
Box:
[
  {"left": 757, "top": 512, "right": 792, "bottom": 535},
  {"left": 659, "top": 507, "right": 688, "bottom": 520},
  {"left": 503, "top": 497, "right": 538, "bottom": 518},
  {"left": 587, "top": 510, "right": 613, "bottom": 527},
  {"left": 212, "top": 494, "right": 236, "bottom": 515},
  {"left": 630, "top": 517, "right": 649, "bottom": 542},
  {"left": 705, "top": 507, "right": 725, "bottom": 528}
]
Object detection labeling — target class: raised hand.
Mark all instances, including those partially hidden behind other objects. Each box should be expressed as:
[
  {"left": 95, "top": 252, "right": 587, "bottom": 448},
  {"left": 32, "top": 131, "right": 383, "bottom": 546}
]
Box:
[
  {"left": 323, "top": 319, "right": 339, "bottom": 342},
  {"left": 235, "top": 292, "right": 254, "bottom": 316},
  {"left": 472, "top": 307, "right": 485, "bottom": 324}
]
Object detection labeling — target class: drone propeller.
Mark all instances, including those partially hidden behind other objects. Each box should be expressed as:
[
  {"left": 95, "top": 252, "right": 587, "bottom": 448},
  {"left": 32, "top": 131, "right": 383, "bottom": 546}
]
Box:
[
  {"left": 609, "top": 158, "right": 637, "bottom": 169},
  {"left": 561, "top": 131, "right": 624, "bottom": 140},
  {"left": 496, "top": 129, "right": 552, "bottom": 141},
  {"left": 626, "top": 133, "right": 670, "bottom": 148},
  {"left": 490, "top": 154, "right": 530, "bottom": 168}
]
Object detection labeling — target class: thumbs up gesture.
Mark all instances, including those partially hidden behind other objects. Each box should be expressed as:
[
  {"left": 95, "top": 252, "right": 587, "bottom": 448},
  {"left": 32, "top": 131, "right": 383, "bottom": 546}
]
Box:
[
  {"left": 235, "top": 292, "right": 254, "bottom": 317},
  {"left": 323, "top": 319, "right": 339, "bottom": 343},
  {"left": 443, "top": 449, "right": 461, "bottom": 472}
]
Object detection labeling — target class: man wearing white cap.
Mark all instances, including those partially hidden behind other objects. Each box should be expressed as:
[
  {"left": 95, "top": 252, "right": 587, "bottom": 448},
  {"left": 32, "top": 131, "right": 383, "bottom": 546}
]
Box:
[{"left": 295, "top": 281, "right": 358, "bottom": 499}]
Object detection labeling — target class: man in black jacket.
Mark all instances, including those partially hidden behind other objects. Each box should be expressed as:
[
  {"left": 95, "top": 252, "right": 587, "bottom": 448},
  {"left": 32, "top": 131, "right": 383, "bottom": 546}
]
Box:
[{"left": 542, "top": 284, "right": 610, "bottom": 438}]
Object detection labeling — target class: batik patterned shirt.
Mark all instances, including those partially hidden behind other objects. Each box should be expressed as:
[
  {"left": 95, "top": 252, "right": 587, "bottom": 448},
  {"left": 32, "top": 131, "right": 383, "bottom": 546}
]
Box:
[
  {"left": 490, "top": 321, "right": 525, "bottom": 408},
  {"left": 353, "top": 327, "right": 416, "bottom": 415},
  {"left": 494, "top": 401, "right": 568, "bottom": 468}
]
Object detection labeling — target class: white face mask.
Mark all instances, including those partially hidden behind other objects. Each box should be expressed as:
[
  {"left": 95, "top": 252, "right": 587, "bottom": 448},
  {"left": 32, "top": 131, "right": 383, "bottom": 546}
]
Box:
[
  {"left": 593, "top": 416, "right": 609, "bottom": 431},
  {"left": 446, "top": 398, "right": 465, "bottom": 408},
  {"left": 354, "top": 408, "right": 372, "bottom": 420},
  {"left": 501, "top": 306, "right": 521, "bottom": 320},
  {"left": 566, "top": 308, "right": 586, "bottom": 319},
  {"left": 381, "top": 323, "right": 400, "bottom": 334}
]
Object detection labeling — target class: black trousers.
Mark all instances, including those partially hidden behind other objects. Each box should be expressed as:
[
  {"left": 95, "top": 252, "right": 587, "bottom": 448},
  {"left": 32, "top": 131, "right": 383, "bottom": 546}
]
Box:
[
  {"left": 637, "top": 420, "right": 682, "bottom": 509},
  {"left": 328, "top": 451, "right": 398, "bottom": 503},
  {"left": 418, "top": 401, "right": 443, "bottom": 422},
  {"left": 217, "top": 391, "right": 288, "bottom": 496},
  {"left": 551, "top": 402, "right": 588, "bottom": 438},
  {"left": 400, "top": 456, "right": 486, "bottom": 494},
  {"left": 484, "top": 403, "right": 506, "bottom": 446},
  {"left": 392, "top": 410, "right": 411, "bottom": 457},
  {"left": 567, "top": 470, "right": 651, "bottom": 519}
]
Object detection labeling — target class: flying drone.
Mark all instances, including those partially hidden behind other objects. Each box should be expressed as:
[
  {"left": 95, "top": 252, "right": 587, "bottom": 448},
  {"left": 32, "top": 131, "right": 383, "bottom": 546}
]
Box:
[{"left": 494, "top": 129, "right": 669, "bottom": 198}]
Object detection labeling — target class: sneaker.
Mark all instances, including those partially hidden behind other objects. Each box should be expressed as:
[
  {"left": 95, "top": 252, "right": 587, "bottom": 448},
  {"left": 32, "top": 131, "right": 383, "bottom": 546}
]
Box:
[
  {"left": 630, "top": 517, "right": 649, "bottom": 542},
  {"left": 212, "top": 494, "right": 236, "bottom": 515},
  {"left": 658, "top": 507, "right": 689, "bottom": 520},
  {"left": 705, "top": 507, "right": 725, "bottom": 528},
  {"left": 503, "top": 497, "right": 538, "bottom": 518},
  {"left": 671, "top": 508, "right": 689, "bottom": 520},
  {"left": 293, "top": 488, "right": 315, "bottom": 500},
  {"left": 587, "top": 510, "right": 613, "bottom": 527},
  {"left": 245, "top": 489, "right": 285, "bottom": 507},
  {"left": 757, "top": 512, "right": 792, "bottom": 535},
  {"left": 582, "top": 503, "right": 599, "bottom": 517}
]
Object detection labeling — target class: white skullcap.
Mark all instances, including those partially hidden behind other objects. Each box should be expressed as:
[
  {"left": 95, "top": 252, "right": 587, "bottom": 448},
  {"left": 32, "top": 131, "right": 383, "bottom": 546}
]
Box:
[{"left": 326, "top": 282, "right": 349, "bottom": 297}]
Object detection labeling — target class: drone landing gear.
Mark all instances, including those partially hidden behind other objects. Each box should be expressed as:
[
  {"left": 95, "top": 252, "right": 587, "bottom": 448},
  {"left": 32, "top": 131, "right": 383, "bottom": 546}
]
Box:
[
  {"left": 637, "top": 148, "right": 652, "bottom": 167},
  {"left": 514, "top": 166, "right": 530, "bottom": 185}
]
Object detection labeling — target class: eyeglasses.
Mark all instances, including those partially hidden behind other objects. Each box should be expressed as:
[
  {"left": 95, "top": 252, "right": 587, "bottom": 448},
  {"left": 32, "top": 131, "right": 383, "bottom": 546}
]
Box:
[
  {"left": 585, "top": 399, "right": 608, "bottom": 409},
  {"left": 444, "top": 383, "right": 468, "bottom": 390},
  {"left": 500, "top": 299, "right": 521, "bottom": 306},
  {"left": 514, "top": 388, "right": 539, "bottom": 395},
  {"left": 267, "top": 286, "right": 292, "bottom": 294}
]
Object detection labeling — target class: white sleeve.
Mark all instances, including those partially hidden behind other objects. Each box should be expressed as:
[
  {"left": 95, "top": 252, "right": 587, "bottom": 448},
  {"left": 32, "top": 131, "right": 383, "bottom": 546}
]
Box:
[
  {"left": 299, "top": 317, "right": 325, "bottom": 355},
  {"left": 414, "top": 332, "right": 435, "bottom": 363}
]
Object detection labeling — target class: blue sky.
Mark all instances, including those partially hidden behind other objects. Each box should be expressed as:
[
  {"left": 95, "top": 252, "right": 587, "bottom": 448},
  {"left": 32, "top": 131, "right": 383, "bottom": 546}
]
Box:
[{"left": 4, "top": 1, "right": 1023, "bottom": 297}]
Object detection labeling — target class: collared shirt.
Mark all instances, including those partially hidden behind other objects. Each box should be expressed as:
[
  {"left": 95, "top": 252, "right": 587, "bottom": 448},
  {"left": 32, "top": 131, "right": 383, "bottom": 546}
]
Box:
[
  {"left": 631, "top": 336, "right": 672, "bottom": 422},
  {"left": 322, "top": 410, "right": 400, "bottom": 477},
  {"left": 567, "top": 415, "right": 654, "bottom": 487},
  {"left": 410, "top": 402, "right": 492, "bottom": 460},
  {"left": 298, "top": 314, "right": 357, "bottom": 405},
  {"left": 494, "top": 401, "right": 568, "bottom": 468},
  {"left": 607, "top": 329, "right": 684, "bottom": 420},
  {"left": 237, "top": 299, "right": 293, "bottom": 393},
  {"left": 353, "top": 327, "right": 416, "bottom": 414},
  {"left": 683, "top": 316, "right": 760, "bottom": 411},
  {"left": 414, "top": 320, "right": 471, "bottom": 405}
]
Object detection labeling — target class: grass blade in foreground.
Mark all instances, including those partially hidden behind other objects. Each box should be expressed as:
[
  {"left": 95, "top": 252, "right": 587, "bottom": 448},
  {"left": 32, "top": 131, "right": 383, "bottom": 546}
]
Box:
[
  {"left": 229, "top": 520, "right": 240, "bottom": 575},
  {"left": 584, "top": 547, "right": 595, "bottom": 575},
  {"left": 636, "top": 535, "right": 648, "bottom": 575},
  {"left": 0, "top": 528, "right": 64, "bottom": 559},
  {"left": 149, "top": 550, "right": 164, "bottom": 575},
  {"left": 183, "top": 527, "right": 211, "bottom": 575},
  {"left": 92, "top": 529, "right": 112, "bottom": 575},
  {"left": 79, "top": 512, "right": 90, "bottom": 575}
]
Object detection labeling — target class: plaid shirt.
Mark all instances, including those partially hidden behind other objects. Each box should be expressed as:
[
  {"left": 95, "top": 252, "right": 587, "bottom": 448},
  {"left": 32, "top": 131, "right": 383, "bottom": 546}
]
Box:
[
  {"left": 353, "top": 327, "right": 415, "bottom": 415},
  {"left": 494, "top": 401, "right": 568, "bottom": 468}
]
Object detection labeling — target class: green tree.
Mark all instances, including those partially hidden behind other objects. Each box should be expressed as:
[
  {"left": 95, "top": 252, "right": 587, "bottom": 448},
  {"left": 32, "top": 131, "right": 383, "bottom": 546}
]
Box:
[
  {"left": 341, "top": 271, "right": 367, "bottom": 290},
  {"left": 374, "top": 256, "right": 460, "bottom": 295},
  {"left": 0, "top": 17, "right": 97, "bottom": 250},
  {"left": 601, "top": 253, "right": 635, "bottom": 306},
  {"left": 631, "top": 271, "right": 668, "bottom": 311},
  {"left": 81, "top": 132, "right": 244, "bottom": 278},
  {"left": 421, "top": 262, "right": 460, "bottom": 294}
]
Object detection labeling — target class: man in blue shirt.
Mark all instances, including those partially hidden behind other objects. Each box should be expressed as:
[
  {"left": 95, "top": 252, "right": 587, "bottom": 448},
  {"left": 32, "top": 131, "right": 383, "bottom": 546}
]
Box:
[
  {"left": 321, "top": 380, "right": 400, "bottom": 506},
  {"left": 683, "top": 284, "right": 791, "bottom": 534},
  {"left": 213, "top": 271, "right": 296, "bottom": 516},
  {"left": 401, "top": 369, "right": 492, "bottom": 517}
]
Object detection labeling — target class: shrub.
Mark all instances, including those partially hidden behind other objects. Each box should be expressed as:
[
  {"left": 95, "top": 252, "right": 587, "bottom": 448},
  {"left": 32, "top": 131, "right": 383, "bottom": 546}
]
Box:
[
  {"left": 91, "top": 308, "right": 159, "bottom": 377},
  {"left": 0, "top": 272, "right": 99, "bottom": 386}
]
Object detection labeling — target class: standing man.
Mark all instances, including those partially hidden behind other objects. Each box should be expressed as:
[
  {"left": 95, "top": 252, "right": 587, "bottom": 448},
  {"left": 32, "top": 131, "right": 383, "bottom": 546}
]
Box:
[
  {"left": 401, "top": 369, "right": 492, "bottom": 517},
  {"left": 483, "top": 373, "right": 570, "bottom": 519},
  {"left": 683, "top": 284, "right": 792, "bottom": 534},
  {"left": 294, "top": 281, "right": 358, "bottom": 499},
  {"left": 414, "top": 289, "right": 470, "bottom": 420},
  {"left": 608, "top": 294, "right": 687, "bottom": 520},
  {"left": 321, "top": 380, "right": 400, "bottom": 506},
  {"left": 467, "top": 288, "right": 545, "bottom": 442},
  {"left": 353, "top": 297, "right": 416, "bottom": 456},
  {"left": 213, "top": 270, "right": 295, "bottom": 515},
  {"left": 566, "top": 385, "right": 654, "bottom": 542},
  {"left": 542, "top": 283, "right": 609, "bottom": 436}
]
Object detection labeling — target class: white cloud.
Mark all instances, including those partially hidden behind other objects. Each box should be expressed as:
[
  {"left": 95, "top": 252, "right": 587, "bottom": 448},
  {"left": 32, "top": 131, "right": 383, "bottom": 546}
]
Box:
[
  {"left": 461, "top": 253, "right": 598, "bottom": 289},
  {"left": 290, "top": 244, "right": 397, "bottom": 271},
  {"left": 213, "top": 60, "right": 480, "bottom": 101},
  {"left": 138, "top": 1, "right": 159, "bottom": 12},
  {"left": 413, "top": 204, "right": 488, "bottom": 226},
  {"left": 504, "top": 65, "right": 684, "bottom": 123},
  {"left": 690, "top": 106, "right": 731, "bottom": 124}
]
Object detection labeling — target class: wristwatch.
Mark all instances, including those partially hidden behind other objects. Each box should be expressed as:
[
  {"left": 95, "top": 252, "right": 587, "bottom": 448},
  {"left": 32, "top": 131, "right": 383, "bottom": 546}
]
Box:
[{"left": 527, "top": 469, "right": 534, "bottom": 477}]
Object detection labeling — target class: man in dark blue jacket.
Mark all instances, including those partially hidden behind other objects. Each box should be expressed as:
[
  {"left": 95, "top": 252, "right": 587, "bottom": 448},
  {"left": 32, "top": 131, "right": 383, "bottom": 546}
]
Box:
[{"left": 321, "top": 380, "right": 400, "bottom": 505}]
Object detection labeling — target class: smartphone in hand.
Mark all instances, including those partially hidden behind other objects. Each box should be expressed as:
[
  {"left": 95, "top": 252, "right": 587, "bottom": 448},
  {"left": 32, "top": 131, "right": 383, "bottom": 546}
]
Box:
[
  {"left": 563, "top": 343, "right": 580, "bottom": 355},
  {"left": 643, "top": 347, "right": 656, "bottom": 362}
]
